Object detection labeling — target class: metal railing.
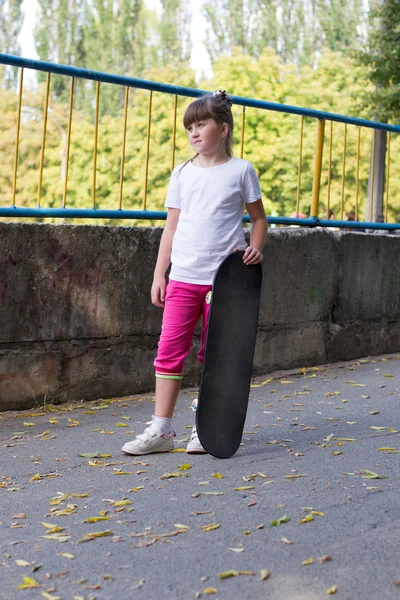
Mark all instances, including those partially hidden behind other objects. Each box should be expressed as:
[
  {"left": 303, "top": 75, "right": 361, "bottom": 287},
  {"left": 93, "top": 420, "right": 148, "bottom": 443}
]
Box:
[{"left": 0, "top": 53, "right": 400, "bottom": 230}]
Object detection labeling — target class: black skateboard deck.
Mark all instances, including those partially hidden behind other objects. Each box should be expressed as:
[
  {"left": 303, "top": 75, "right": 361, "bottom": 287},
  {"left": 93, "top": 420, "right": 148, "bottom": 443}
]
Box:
[{"left": 196, "top": 251, "right": 262, "bottom": 458}]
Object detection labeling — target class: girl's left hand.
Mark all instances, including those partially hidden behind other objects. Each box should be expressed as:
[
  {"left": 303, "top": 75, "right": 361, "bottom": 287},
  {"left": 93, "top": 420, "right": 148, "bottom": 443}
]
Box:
[{"left": 236, "top": 246, "right": 263, "bottom": 265}]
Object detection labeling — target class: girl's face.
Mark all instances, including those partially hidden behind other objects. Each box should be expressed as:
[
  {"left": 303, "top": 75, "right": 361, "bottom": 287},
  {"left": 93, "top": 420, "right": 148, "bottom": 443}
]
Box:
[{"left": 186, "top": 119, "right": 227, "bottom": 155}]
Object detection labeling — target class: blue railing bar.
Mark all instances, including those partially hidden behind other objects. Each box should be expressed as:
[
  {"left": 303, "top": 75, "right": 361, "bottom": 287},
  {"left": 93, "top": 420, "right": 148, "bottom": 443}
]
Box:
[
  {"left": 1, "top": 54, "right": 400, "bottom": 134},
  {"left": 0, "top": 206, "right": 399, "bottom": 229}
]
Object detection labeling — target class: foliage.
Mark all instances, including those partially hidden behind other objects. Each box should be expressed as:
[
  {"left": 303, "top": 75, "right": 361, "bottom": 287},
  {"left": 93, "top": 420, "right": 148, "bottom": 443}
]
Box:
[
  {"left": 1, "top": 51, "right": 399, "bottom": 226},
  {"left": 355, "top": 0, "right": 400, "bottom": 123}
]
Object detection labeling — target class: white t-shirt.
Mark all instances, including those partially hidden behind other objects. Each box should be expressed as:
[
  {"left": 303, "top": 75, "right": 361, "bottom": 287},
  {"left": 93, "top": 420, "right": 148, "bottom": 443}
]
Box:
[{"left": 165, "top": 157, "right": 262, "bottom": 284}]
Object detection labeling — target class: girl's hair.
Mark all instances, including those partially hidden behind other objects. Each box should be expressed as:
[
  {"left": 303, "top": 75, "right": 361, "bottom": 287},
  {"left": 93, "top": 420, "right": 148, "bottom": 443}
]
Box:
[{"left": 183, "top": 90, "right": 234, "bottom": 157}]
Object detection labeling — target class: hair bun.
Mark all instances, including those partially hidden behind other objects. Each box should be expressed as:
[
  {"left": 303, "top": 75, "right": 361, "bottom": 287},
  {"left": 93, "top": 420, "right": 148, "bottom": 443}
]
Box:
[{"left": 212, "top": 89, "right": 233, "bottom": 106}]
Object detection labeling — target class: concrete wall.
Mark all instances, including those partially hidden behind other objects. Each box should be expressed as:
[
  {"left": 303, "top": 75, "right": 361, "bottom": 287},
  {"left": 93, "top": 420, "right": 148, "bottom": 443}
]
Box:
[{"left": 0, "top": 222, "right": 399, "bottom": 410}]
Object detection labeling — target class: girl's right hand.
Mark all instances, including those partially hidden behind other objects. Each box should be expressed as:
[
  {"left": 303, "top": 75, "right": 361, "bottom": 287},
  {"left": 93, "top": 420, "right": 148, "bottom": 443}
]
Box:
[{"left": 151, "top": 278, "right": 166, "bottom": 308}]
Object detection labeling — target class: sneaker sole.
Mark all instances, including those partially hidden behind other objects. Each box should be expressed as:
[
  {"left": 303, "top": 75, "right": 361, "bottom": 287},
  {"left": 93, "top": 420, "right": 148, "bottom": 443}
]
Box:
[
  {"left": 186, "top": 448, "right": 207, "bottom": 454},
  {"left": 122, "top": 445, "right": 173, "bottom": 456}
]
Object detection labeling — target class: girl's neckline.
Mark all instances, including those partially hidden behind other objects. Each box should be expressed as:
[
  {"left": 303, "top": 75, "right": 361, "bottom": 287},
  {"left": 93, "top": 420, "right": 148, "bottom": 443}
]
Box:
[{"left": 190, "top": 157, "right": 234, "bottom": 170}]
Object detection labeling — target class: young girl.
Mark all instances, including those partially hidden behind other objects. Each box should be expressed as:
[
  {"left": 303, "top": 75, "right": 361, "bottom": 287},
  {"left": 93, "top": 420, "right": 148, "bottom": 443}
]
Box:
[{"left": 122, "top": 90, "right": 267, "bottom": 456}]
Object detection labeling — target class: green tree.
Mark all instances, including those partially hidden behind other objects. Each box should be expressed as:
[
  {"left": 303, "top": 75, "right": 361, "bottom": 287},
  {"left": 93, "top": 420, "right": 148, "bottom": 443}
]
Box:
[
  {"left": 356, "top": 0, "right": 400, "bottom": 122},
  {"left": 159, "top": 0, "right": 192, "bottom": 66},
  {"left": 0, "top": 0, "right": 23, "bottom": 88}
]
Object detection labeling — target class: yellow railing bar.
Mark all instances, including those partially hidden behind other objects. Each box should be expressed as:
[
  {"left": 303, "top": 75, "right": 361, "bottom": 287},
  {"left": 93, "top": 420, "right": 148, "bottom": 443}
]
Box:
[
  {"left": 143, "top": 90, "right": 153, "bottom": 211},
  {"left": 37, "top": 72, "right": 51, "bottom": 207},
  {"left": 240, "top": 106, "right": 245, "bottom": 159},
  {"left": 92, "top": 81, "right": 100, "bottom": 210},
  {"left": 296, "top": 116, "right": 304, "bottom": 216},
  {"left": 12, "top": 68, "right": 24, "bottom": 207},
  {"left": 119, "top": 86, "right": 129, "bottom": 211},
  {"left": 62, "top": 77, "right": 74, "bottom": 208},
  {"left": 384, "top": 132, "right": 390, "bottom": 222},
  {"left": 327, "top": 120, "right": 333, "bottom": 214},
  {"left": 171, "top": 94, "right": 177, "bottom": 172},
  {"left": 310, "top": 119, "right": 325, "bottom": 218},
  {"left": 355, "top": 126, "right": 361, "bottom": 220},
  {"left": 340, "top": 123, "right": 347, "bottom": 220},
  {"left": 369, "top": 129, "right": 376, "bottom": 221}
]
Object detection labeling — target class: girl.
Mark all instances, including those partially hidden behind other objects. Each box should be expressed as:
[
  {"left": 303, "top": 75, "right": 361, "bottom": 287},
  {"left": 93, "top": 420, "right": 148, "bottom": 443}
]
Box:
[{"left": 122, "top": 90, "right": 267, "bottom": 456}]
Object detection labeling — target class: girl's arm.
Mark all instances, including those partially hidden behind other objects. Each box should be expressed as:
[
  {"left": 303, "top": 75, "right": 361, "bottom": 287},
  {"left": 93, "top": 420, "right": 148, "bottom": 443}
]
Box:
[
  {"left": 152, "top": 208, "right": 180, "bottom": 307},
  {"left": 243, "top": 199, "right": 268, "bottom": 265}
]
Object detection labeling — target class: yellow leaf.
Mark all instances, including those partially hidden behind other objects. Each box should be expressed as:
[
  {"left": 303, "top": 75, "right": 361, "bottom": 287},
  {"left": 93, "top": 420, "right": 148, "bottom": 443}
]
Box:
[
  {"left": 113, "top": 500, "right": 132, "bottom": 507},
  {"left": 280, "top": 380, "right": 293, "bottom": 384},
  {"left": 129, "top": 486, "right": 144, "bottom": 492},
  {"left": 169, "top": 448, "right": 185, "bottom": 452},
  {"left": 261, "top": 378, "right": 272, "bottom": 385},
  {"left": 113, "top": 471, "right": 133, "bottom": 475},
  {"left": 41, "top": 592, "right": 62, "bottom": 600},
  {"left": 203, "top": 588, "right": 218, "bottom": 594},
  {"left": 285, "top": 474, "right": 306, "bottom": 479},
  {"left": 40, "top": 534, "right": 71, "bottom": 542},
  {"left": 82, "top": 516, "right": 110, "bottom": 523},
  {"left": 174, "top": 524, "right": 190, "bottom": 530},
  {"left": 311, "top": 511, "right": 324, "bottom": 517},
  {"left": 70, "top": 491, "right": 91, "bottom": 498},
  {"left": 302, "top": 556, "right": 313, "bottom": 565},
  {"left": 82, "top": 530, "right": 114, "bottom": 539},
  {"left": 58, "top": 552, "right": 74, "bottom": 559},
  {"left": 218, "top": 570, "right": 239, "bottom": 579},
  {"left": 390, "top": 428, "right": 398, "bottom": 433},
  {"left": 41, "top": 522, "right": 59, "bottom": 529},
  {"left": 49, "top": 418, "right": 59, "bottom": 424},
  {"left": 116, "top": 423, "right": 128, "bottom": 427},
  {"left": 234, "top": 486, "right": 255, "bottom": 491},
  {"left": 327, "top": 585, "right": 338, "bottom": 594},
  {"left": 178, "top": 463, "right": 192, "bottom": 471},
  {"left": 228, "top": 547, "right": 244, "bottom": 553},
  {"left": 17, "top": 576, "right": 39, "bottom": 589},
  {"left": 260, "top": 569, "right": 270, "bottom": 580},
  {"left": 298, "top": 515, "right": 313, "bottom": 524},
  {"left": 23, "top": 422, "right": 36, "bottom": 427},
  {"left": 211, "top": 473, "right": 224, "bottom": 478},
  {"left": 201, "top": 523, "right": 220, "bottom": 531},
  {"left": 370, "top": 426, "right": 386, "bottom": 431}
]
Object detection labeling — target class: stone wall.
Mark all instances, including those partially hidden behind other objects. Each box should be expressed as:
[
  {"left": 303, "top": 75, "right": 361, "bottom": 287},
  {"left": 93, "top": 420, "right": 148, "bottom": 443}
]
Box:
[{"left": 0, "top": 222, "right": 399, "bottom": 410}]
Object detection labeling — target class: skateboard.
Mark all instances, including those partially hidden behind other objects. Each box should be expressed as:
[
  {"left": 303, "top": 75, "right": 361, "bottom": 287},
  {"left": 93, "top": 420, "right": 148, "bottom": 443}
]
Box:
[{"left": 196, "top": 251, "right": 262, "bottom": 458}]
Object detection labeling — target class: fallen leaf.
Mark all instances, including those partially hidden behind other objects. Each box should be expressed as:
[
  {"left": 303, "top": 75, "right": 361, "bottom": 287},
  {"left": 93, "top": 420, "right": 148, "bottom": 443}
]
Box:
[
  {"left": 302, "top": 557, "right": 313, "bottom": 565},
  {"left": 361, "top": 469, "right": 387, "bottom": 479},
  {"left": 211, "top": 473, "right": 224, "bottom": 479},
  {"left": 178, "top": 464, "right": 192, "bottom": 471},
  {"left": 218, "top": 570, "right": 239, "bottom": 579},
  {"left": 58, "top": 553, "right": 74, "bottom": 559},
  {"left": 271, "top": 515, "right": 289, "bottom": 527},
  {"left": 281, "top": 537, "right": 293, "bottom": 544},
  {"left": 319, "top": 555, "right": 332, "bottom": 563},
  {"left": 201, "top": 523, "right": 220, "bottom": 532},
  {"left": 298, "top": 515, "right": 313, "bottom": 524},
  {"left": 234, "top": 486, "right": 254, "bottom": 491},
  {"left": 327, "top": 585, "right": 338, "bottom": 595},
  {"left": 260, "top": 569, "right": 270, "bottom": 581},
  {"left": 202, "top": 588, "right": 218, "bottom": 594},
  {"left": 17, "top": 576, "right": 40, "bottom": 589},
  {"left": 15, "top": 559, "right": 31, "bottom": 567}
]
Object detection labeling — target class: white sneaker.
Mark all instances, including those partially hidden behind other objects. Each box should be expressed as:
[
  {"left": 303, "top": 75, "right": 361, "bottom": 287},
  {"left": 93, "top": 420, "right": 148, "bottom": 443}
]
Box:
[
  {"left": 122, "top": 419, "right": 175, "bottom": 455},
  {"left": 186, "top": 423, "right": 207, "bottom": 454}
]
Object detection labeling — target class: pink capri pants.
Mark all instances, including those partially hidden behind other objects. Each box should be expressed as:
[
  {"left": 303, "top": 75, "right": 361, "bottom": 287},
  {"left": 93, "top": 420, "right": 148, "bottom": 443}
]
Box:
[{"left": 154, "top": 280, "right": 212, "bottom": 380}]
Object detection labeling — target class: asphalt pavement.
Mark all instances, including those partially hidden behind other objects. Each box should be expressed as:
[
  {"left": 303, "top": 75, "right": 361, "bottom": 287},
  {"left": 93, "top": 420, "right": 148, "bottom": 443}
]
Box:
[{"left": 1, "top": 353, "right": 400, "bottom": 600}]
